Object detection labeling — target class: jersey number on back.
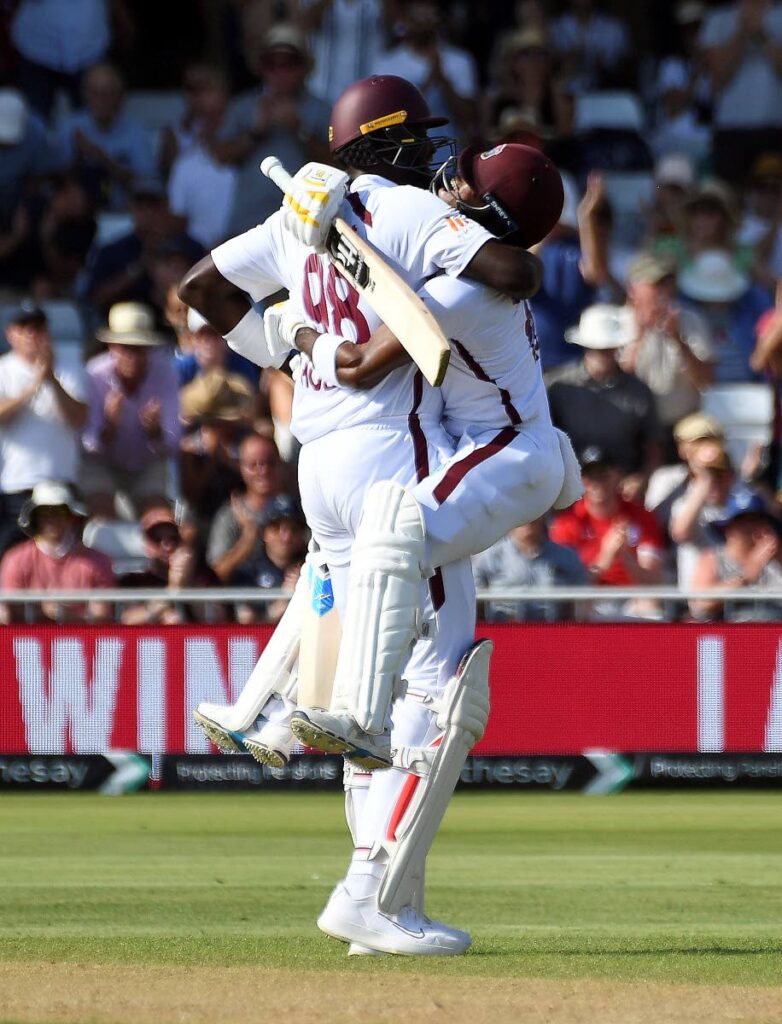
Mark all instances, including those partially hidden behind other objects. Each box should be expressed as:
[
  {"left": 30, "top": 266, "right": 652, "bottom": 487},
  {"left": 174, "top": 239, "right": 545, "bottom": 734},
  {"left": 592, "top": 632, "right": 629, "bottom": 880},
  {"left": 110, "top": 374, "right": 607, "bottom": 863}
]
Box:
[{"left": 302, "top": 253, "right": 371, "bottom": 344}]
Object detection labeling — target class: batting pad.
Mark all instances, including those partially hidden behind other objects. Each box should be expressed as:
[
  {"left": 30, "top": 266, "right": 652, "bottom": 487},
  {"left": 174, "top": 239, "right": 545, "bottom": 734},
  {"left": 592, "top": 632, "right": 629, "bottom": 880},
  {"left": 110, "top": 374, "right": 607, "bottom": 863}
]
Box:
[{"left": 378, "top": 639, "right": 492, "bottom": 916}]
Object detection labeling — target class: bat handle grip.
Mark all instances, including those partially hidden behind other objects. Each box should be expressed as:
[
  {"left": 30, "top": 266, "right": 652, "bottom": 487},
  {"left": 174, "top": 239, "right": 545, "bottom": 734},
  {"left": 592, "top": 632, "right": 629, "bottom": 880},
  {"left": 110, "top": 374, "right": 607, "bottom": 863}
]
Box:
[{"left": 260, "top": 156, "right": 294, "bottom": 194}]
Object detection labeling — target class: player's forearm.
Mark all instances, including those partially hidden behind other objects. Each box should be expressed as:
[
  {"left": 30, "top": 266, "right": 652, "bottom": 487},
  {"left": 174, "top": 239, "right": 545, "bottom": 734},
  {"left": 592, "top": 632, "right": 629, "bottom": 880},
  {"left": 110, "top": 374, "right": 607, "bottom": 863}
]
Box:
[
  {"left": 465, "top": 243, "right": 543, "bottom": 300},
  {"left": 295, "top": 325, "right": 411, "bottom": 390},
  {"left": 178, "top": 256, "right": 252, "bottom": 335}
]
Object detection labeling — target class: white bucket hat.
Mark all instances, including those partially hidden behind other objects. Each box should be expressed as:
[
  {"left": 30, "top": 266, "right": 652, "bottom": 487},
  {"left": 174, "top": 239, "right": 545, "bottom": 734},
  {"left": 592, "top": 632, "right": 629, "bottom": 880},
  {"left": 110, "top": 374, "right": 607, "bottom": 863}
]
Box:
[
  {"left": 678, "top": 250, "right": 748, "bottom": 303},
  {"left": 96, "top": 302, "right": 167, "bottom": 346},
  {"left": 18, "top": 481, "right": 88, "bottom": 535},
  {"left": 565, "top": 304, "right": 637, "bottom": 349}
]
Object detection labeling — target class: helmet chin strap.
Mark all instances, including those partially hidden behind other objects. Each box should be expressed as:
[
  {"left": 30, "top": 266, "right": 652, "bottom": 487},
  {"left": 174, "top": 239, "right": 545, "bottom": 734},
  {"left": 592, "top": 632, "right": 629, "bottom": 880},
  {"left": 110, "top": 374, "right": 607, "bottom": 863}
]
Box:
[{"left": 429, "top": 157, "right": 520, "bottom": 240}]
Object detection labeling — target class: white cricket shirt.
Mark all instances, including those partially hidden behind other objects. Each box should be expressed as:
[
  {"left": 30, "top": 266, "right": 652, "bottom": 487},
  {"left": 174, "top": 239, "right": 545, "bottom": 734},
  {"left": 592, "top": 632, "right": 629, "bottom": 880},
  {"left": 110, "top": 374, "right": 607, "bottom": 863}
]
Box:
[
  {"left": 211, "top": 174, "right": 493, "bottom": 445},
  {"left": 419, "top": 275, "right": 551, "bottom": 440}
]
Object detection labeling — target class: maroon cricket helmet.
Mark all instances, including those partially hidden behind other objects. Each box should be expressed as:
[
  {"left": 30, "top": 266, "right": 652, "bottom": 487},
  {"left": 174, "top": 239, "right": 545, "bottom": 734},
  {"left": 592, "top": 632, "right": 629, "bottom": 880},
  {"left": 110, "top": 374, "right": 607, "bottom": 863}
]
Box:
[
  {"left": 458, "top": 143, "right": 564, "bottom": 248},
  {"left": 329, "top": 75, "right": 448, "bottom": 155}
]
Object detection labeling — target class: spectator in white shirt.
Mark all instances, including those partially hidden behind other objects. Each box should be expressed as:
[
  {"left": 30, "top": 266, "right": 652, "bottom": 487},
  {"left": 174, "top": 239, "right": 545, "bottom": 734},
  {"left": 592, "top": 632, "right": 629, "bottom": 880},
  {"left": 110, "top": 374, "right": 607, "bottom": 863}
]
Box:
[
  {"left": 0, "top": 304, "right": 88, "bottom": 557},
  {"left": 300, "top": 0, "right": 388, "bottom": 104},
  {"left": 10, "top": 0, "right": 132, "bottom": 119},
  {"left": 373, "top": 1, "right": 478, "bottom": 139},
  {"left": 59, "top": 63, "right": 156, "bottom": 212},
  {"left": 699, "top": 0, "right": 782, "bottom": 181},
  {"left": 167, "top": 67, "right": 237, "bottom": 248},
  {"left": 551, "top": 0, "right": 630, "bottom": 93}
]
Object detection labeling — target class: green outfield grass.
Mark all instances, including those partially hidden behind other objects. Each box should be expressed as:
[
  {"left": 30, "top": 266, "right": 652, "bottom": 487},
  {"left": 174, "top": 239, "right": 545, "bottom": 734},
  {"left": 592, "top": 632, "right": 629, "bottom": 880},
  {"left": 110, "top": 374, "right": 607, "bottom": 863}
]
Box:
[{"left": 1, "top": 791, "right": 781, "bottom": 986}]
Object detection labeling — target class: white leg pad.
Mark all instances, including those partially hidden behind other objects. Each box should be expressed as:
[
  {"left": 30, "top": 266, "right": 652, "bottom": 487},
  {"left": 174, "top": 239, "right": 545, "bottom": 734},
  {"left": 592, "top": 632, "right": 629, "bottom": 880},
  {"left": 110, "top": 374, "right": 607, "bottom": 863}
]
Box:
[
  {"left": 377, "top": 639, "right": 492, "bottom": 916},
  {"left": 331, "top": 480, "right": 426, "bottom": 734},
  {"left": 343, "top": 760, "right": 373, "bottom": 846}
]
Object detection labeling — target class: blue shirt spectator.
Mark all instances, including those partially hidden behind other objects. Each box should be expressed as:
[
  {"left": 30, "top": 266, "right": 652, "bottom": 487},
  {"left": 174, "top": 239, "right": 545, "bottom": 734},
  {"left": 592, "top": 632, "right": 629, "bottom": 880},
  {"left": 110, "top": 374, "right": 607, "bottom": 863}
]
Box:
[
  {"left": 0, "top": 90, "right": 64, "bottom": 222},
  {"left": 532, "top": 235, "right": 596, "bottom": 371},
  {"left": 678, "top": 250, "right": 773, "bottom": 382},
  {"left": 59, "top": 64, "right": 156, "bottom": 212},
  {"left": 473, "top": 519, "right": 589, "bottom": 622}
]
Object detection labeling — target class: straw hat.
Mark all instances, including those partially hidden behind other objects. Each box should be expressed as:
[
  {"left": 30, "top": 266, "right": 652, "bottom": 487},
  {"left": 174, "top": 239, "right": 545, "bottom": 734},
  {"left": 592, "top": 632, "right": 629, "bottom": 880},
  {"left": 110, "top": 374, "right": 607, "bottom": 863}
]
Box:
[
  {"left": 96, "top": 303, "right": 167, "bottom": 347},
  {"left": 565, "top": 304, "right": 636, "bottom": 349},
  {"left": 180, "top": 370, "right": 254, "bottom": 422}
]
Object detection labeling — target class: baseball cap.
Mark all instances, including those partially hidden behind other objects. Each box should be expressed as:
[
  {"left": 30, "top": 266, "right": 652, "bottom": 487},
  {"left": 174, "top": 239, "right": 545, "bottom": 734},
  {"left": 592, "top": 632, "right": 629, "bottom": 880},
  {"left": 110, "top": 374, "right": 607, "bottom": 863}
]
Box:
[
  {"left": 263, "top": 495, "right": 306, "bottom": 528},
  {"left": 141, "top": 506, "right": 179, "bottom": 535},
  {"left": 627, "top": 252, "right": 677, "bottom": 286},
  {"left": 712, "top": 487, "right": 781, "bottom": 534},
  {"left": 579, "top": 445, "right": 616, "bottom": 472},
  {"left": 5, "top": 300, "right": 48, "bottom": 328},
  {"left": 673, "top": 411, "right": 724, "bottom": 443}
]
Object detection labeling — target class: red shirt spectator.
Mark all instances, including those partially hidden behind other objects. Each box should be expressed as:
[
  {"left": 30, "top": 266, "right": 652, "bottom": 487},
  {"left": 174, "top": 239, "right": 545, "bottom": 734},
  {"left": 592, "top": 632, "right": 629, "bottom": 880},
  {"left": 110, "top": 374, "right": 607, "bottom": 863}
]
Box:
[
  {"left": 550, "top": 446, "right": 665, "bottom": 585},
  {"left": 0, "top": 480, "right": 114, "bottom": 622}
]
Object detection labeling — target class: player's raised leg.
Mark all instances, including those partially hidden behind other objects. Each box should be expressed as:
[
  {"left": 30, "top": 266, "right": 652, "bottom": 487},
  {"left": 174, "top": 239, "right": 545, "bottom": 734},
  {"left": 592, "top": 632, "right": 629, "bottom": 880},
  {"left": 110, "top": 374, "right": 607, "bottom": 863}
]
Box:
[{"left": 291, "top": 478, "right": 427, "bottom": 768}]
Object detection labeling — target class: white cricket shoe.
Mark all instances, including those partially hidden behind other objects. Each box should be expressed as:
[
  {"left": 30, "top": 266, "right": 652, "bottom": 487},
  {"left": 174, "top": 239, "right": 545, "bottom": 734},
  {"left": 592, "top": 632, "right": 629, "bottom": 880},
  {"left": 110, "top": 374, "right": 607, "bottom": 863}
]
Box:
[
  {"left": 242, "top": 718, "right": 293, "bottom": 769},
  {"left": 193, "top": 703, "right": 246, "bottom": 754},
  {"left": 193, "top": 704, "right": 293, "bottom": 768},
  {"left": 290, "top": 709, "right": 391, "bottom": 770},
  {"left": 317, "top": 882, "right": 471, "bottom": 956}
]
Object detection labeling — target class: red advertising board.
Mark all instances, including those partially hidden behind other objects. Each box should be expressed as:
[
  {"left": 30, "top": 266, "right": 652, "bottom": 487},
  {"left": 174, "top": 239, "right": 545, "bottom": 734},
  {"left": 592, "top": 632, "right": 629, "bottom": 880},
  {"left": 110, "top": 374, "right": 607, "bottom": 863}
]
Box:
[{"left": 0, "top": 623, "right": 780, "bottom": 755}]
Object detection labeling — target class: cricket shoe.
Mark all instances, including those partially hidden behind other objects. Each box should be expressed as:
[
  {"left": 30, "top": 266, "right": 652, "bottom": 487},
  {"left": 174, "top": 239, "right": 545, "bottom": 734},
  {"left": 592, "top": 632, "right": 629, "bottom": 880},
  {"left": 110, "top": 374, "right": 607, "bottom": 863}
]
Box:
[
  {"left": 347, "top": 944, "right": 386, "bottom": 957},
  {"left": 290, "top": 709, "right": 392, "bottom": 770},
  {"left": 242, "top": 718, "right": 293, "bottom": 769},
  {"left": 193, "top": 703, "right": 247, "bottom": 754},
  {"left": 317, "top": 882, "right": 471, "bottom": 957}
]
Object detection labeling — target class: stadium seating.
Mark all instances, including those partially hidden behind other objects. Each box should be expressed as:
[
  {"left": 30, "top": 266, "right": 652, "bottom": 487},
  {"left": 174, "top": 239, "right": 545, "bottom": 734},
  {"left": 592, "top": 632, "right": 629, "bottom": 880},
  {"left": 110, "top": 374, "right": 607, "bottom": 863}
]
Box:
[
  {"left": 82, "top": 519, "right": 149, "bottom": 575},
  {"left": 574, "top": 91, "right": 646, "bottom": 133},
  {"left": 701, "top": 383, "right": 775, "bottom": 468}
]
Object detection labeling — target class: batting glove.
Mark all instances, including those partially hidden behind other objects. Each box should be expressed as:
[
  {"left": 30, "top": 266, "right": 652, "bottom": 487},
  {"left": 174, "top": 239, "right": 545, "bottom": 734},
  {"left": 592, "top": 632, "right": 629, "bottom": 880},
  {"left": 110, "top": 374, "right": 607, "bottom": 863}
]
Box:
[
  {"left": 263, "top": 300, "right": 308, "bottom": 365},
  {"left": 281, "top": 162, "right": 349, "bottom": 251}
]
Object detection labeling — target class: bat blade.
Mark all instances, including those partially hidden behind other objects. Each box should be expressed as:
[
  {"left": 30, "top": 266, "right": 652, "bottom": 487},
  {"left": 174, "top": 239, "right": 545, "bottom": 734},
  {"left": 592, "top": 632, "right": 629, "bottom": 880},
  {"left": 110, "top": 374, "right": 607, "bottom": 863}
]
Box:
[
  {"left": 297, "top": 562, "right": 340, "bottom": 711},
  {"left": 327, "top": 217, "right": 451, "bottom": 387}
]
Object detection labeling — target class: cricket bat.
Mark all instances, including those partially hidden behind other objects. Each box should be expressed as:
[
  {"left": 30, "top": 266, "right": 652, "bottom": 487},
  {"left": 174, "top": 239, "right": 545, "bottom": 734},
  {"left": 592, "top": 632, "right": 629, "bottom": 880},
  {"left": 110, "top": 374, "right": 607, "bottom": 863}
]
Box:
[
  {"left": 297, "top": 561, "right": 341, "bottom": 710},
  {"left": 261, "top": 156, "right": 451, "bottom": 387}
]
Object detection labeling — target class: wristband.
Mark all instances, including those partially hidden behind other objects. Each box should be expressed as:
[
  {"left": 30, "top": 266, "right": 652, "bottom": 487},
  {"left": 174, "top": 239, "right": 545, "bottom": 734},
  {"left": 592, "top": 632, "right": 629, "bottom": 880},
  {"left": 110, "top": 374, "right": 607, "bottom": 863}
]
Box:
[
  {"left": 311, "top": 332, "right": 347, "bottom": 388},
  {"left": 224, "top": 306, "right": 269, "bottom": 365}
]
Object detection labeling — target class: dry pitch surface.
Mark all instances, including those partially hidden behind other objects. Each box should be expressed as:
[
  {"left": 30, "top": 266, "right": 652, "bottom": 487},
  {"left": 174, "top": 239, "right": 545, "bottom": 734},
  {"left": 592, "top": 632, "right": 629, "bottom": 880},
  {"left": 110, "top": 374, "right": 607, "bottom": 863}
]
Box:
[{"left": 1, "top": 791, "right": 780, "bottom": 1024}]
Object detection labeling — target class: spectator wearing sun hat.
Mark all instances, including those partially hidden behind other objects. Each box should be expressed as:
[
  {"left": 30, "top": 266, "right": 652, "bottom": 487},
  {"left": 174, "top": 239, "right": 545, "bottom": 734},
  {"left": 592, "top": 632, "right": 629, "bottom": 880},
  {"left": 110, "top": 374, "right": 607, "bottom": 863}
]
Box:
[
  {"left": 678, "top": 249, "right": 773, "bottom": 382},
  {"left": 668, "top": 435, "right": 737, "bottom": 588},
  {"left": 646, "top": 411, "right": 725, "bottom": 531},
  {"left": 619, "top": 252, "right": 714, "bottom": 452},
  {"left": 179, "top": 367, "right": 255, "bottom": 537},
  {"left": 0, "top": 480, "right": 114, "bottom": 624},
  {"left": 547, "top": 303, "right": 663, "bottom": 497},
  {"left": 82, "top": 302, "right": 180, "bottom": 518},
  {"left": 689, "top": 485, "right": 782, "bottom": 621}
]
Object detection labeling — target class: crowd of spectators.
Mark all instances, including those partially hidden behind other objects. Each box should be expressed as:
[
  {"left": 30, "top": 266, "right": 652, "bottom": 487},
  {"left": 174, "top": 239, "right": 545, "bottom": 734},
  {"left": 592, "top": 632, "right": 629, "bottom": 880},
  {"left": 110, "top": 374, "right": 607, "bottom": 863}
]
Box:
[{"left": 2, "top": 0, "right": 782, "bottom": 624}]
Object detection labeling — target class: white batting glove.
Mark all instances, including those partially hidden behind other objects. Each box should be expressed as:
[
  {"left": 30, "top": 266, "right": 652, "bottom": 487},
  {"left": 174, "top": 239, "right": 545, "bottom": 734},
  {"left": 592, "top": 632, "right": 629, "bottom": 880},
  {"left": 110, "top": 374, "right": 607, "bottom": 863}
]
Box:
[
  {"left": 263, "top": 300, "right": 308, "bottom": 365},
  {"left": 281, "top": 161, "right": 349, "bottom": 251}
]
